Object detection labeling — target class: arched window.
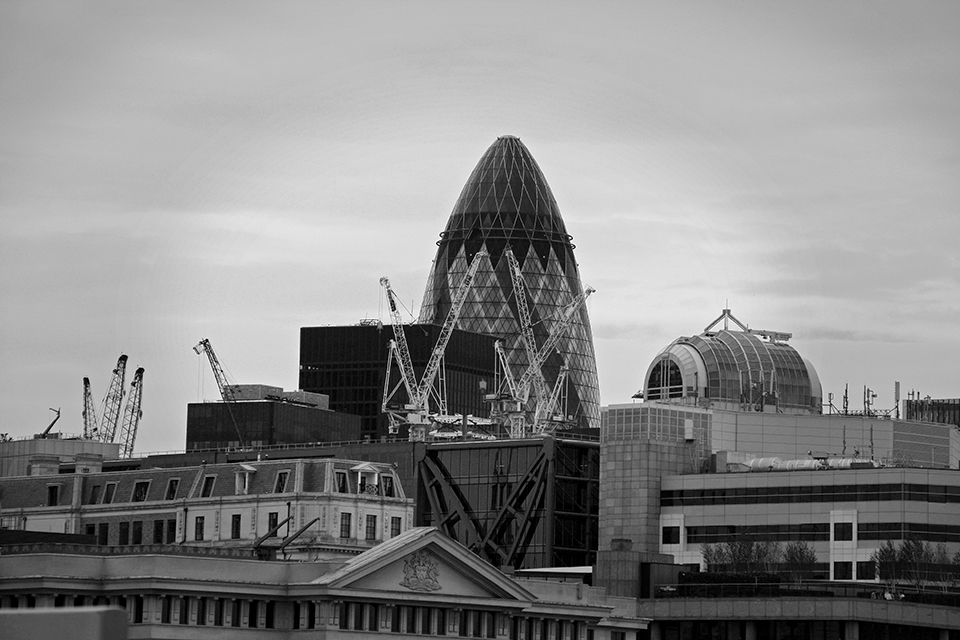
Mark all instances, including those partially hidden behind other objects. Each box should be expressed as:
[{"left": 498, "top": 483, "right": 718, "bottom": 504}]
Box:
[{"left": 646, "top": 359, "right": 683, "bottom": 400}]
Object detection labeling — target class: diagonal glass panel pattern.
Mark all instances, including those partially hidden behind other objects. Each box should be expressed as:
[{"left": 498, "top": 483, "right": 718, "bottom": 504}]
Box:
[{"left": 419, "top": 136, "right": 600, "bottom": 429}]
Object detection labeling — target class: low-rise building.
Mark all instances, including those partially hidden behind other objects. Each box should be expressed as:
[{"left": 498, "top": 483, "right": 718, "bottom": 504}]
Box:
[{"left": 0, "top": 457, "right": 410, "bottom": 560}]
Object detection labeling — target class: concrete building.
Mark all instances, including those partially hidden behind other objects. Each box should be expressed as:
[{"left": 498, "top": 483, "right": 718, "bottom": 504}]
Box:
[
  {"left": 0, "top": 456, "right": 410, "bottom": 559},
  {"left": 0, "top": 527, "right": 646, "bottom": 639},
  {"left": 0, "top": 434, "right": 120, "bottom": 478},
  {"left": 596, "top": 313, "right": 960, "bottom": 599}
]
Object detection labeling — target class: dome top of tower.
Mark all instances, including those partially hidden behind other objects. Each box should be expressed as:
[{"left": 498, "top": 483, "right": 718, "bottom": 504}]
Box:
[
  {"left": 641, "top": 309, "right": 822, "bottom": 415},
  {"left": 437, "top": 135, "right": 573, "bottom": 273}
]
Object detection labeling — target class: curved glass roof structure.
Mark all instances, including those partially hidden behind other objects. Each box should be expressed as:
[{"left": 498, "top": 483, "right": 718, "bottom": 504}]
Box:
[
  {"left": 419, "top": 136, "right": 600, "bottom": 429},
  {"left": 643, "top": 314, "right": 822, "bottom": 415}
]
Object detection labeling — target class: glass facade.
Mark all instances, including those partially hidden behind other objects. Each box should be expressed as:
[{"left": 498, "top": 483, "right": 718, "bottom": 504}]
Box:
[
  {"left": 645, "top": 328, "right": 821, "bottom": 414},
  {"left": 418, "top": 136, "right": 600, "bottom": 429}
]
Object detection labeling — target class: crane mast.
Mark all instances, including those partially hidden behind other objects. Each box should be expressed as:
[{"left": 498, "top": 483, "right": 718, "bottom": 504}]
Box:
[
  {"left": 193, "top": 339, "right": 246, "bottom": 448},
  {"left": 380, "top": 277, "right": 419, "bottom": 409},
  {"left": 504, "top": 247, "right": 550, "bottom": 405},
  {"left": 516, "top": 285, "right": 595, "bottom": 395},
  {"left": 82, "top": 377, "right": 99, "bottom": 439},
  {"left": 98, "top": 354, "right": 128, "bottom": 443},
  {"left": 380, "top": 250, "right": 487, "bottom": 438},
  {"left": 117, "top": 367, "right": 144, "bottom": 458}
]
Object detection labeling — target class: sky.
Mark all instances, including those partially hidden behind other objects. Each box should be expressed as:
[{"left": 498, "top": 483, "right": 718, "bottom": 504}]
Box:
[{"left": 1, "top": 1, "right": 958, "bottom": 453}]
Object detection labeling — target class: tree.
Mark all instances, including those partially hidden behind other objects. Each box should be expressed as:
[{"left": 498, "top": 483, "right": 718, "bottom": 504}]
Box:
[
  {"left": 900, "top": 538, "right": 933, "bottom": 592},
  {"left": 871, "top": 540, "right": 900, "bottom": 588},
  {"left": 782, "top": 541, "right": 818, "bottom": 584}
]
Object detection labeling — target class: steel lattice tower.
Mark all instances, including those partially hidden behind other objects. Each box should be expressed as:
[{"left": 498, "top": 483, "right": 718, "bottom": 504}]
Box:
[{"left": 418, "top": 136, "right": 600, "bottom": 429}]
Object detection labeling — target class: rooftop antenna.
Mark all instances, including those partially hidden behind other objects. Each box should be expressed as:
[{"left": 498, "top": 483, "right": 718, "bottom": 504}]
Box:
[{"left": 843, "top": 384, "right": 849, "bottom": 415}]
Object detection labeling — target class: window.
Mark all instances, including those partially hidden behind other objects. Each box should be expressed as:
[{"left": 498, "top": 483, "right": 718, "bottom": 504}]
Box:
[
  {"left": 335, "top": 471, "right": 348, "bottom": 493},
  {"left": 200, "top": 476, "right": 216, "bottom": 497},
  {"left": 662, "top": 526, "right": 680, "bottom": 545},
  {"left": 154, "top": 520, "right": 165, "bottom": 543},
  {"left": 103, "top": 483, "right": 117, "bottom": 504},
  {"left": 196, "top": 597, "right": 207, "bottom": 625},
  {"left": 47, "top": 485, "right": 60, "bottom": 506},
  {"left": 391, "top": 516, "right": 402, "bottom": 538},
  {"left": 166, "top": 518, "right": 177, "bottom": 543},
  {"left": 85, "top": 523, "right": 96, "bottom": 537},
  {"left": 133, "top": 595, "right": 144, "bottom": 624},
  {"left": 119, "top": 522, "right": 130, "bottom": 546},
  {"left": 382, "top": 475, "right": 395, "bottom": 497},
  {"left": 340, "top": 512, "right": 352, "bottom": 538},
  {"left": 834, "top": 522, "right": 853, "bottom": 541},
  {"left": 132, "top": 481, "right": 149, "bottom": 502},
  {"left": 248, "top": 600, "right": 259, "bottom": 628},
  {"left": 98, "top": 523, "right": 109, "bottom": 545},
  {"left": 89, "top": 485, "right": 101, "bottom": 504},
  {"left": 857, "top": 560, "right": 876, "bottom": 580},
  {"left": 231, "top": 600, "right": 241, "bottom": 627},
  {"left": 160, "top": 596, "right": 172, "bottom": 623},
  {"left": 834, "top": 561, "right": 853, "bottom": 580},
  {"left": 274, "top": 471, "right": 289, "bottom": 493},
  {"left": 231, "top": 514, "right": 242, "bottom": 539},
  {"left": 165, "top": 478, "right": 179, "bottom": 500},
  {"left": 195, "top": 516, "right": 205, "bottom": 541},
  {"left": 365, "top": 515, "right": 377, "bottom": 541},
  {"left": 268, "top": 512, "right": 279, "bottom": 536},
  {"left": 132, "top": 520, "right": 143, "bottom": 544},
  {"left": 179, "top": 597, "right": 190, "bottom": 624},
  {"left": 214, "top": 599, "right": 225, "bottom": 626}
]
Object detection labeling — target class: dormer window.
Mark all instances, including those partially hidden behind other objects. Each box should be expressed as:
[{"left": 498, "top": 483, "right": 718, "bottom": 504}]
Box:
[
  {"left": 381, "top": 475, "right": 395, "bottom": 498},
  {"left": 351, "top": 463, "right": 379, "bottom": 495},
  {"left": 200, "top": 475, "right": 216, "bottom": 497},
  {"left": 335, "top": 471, "right": 348, "bottom": 493},
  {"left": 274, "top": 471, "right": 289, "bottom": 493},
  {"left": 132, "top": 481, "right": 150, "bottom": 502},
  {"left": 235, "top": 464, "right": 256, "bottom": 495},
  {"left": 165, "top": 478, "right": 179, "bottom": 500}
]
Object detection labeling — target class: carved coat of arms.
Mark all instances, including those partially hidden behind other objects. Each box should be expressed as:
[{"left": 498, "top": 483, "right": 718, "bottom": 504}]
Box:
[{"left": 400, "top": 550, "right": 441, "bottom": 592}]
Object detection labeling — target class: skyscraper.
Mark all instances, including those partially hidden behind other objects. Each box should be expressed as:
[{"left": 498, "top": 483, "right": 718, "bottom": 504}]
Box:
[{"left": 418, "top": 135, "right": 600, "bottom": 429}]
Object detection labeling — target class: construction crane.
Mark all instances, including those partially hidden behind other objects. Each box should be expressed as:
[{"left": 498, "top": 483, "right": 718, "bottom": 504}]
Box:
[
  {"left": 380, "top": 250, "right": 487, "bottom": 439},
  {"left": 497, "top": 246, "right": 595, "bottom": 436},
  {"left": 519, "top": 285, "right": 594, "bottom": 435},
  {"left": 97, "top": 354, "right": 128, "bottom": 443},
  {"left": 82, "top": 378, "right": 99, "bottom": 439},
  {"left": 193, "top": 338, "right": 246, "bottom": 448},
  {"left": 116, "top": 367, "right": 144, "bottom": 458},
  {"left": 503, "top": 247, "right": 551, "bottom": 406},
  {"left": 39, "top": 407, "right": 61, "bottom": 438}
]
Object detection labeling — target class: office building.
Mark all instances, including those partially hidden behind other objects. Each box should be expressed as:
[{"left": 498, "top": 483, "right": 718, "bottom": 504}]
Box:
[
  {"left": 186, "top": 384, "right": 361, "bottom": 451},
  {"left": 418, "top": 136, "right": 601, "bottom": 430},
  {"left": 299, "top": 323, "right": 497, "bottom": 440}
]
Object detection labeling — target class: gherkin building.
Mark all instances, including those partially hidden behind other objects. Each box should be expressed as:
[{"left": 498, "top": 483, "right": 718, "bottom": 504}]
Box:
[{"left": 418, "top": 135, "right": 600, "bottom": 429}]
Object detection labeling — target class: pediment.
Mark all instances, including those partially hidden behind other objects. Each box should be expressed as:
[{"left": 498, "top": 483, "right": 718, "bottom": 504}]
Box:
[{"left": 313, "top": 528, "right": 533, "bottom": 602}]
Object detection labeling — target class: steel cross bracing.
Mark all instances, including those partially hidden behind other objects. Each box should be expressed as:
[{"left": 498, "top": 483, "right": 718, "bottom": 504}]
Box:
[
  {"left": 193, "top": 338, "right": 246, "bottom": 448},
  {"left": 380, "top": 250, "right": 487, "bottom": 436},
  {"left": 417, "top": 446, "right": 550, "bottom": 570},
  {"left": 98, "top": 354, "right": 128, "bottom": 443},
  {"left": 82, "top": 377, "right": 99, "bottom": 439},
  {"left": 117, "top": 367, "right": 144, "bottom": 459}
]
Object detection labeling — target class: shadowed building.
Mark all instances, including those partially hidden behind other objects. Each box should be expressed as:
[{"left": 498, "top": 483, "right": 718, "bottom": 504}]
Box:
[{"left": 418, "top": 135, "right": 600, "bottom": 430}]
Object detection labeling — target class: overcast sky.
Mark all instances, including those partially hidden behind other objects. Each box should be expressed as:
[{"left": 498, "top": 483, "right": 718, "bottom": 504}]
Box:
[{"left": 2, "top": 1, "right": 958, "bottom": 453}]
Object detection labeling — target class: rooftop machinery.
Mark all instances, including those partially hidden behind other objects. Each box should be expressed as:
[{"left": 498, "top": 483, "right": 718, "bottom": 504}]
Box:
[
  {"left": 193, "top": 338, "right": 246, "bottom": 449},
  {"left": 380, "top": 250, "right": 487, "bottom": 440},
  {"left": 82, "top": 354, "right": 145, "bottom": 458}
]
